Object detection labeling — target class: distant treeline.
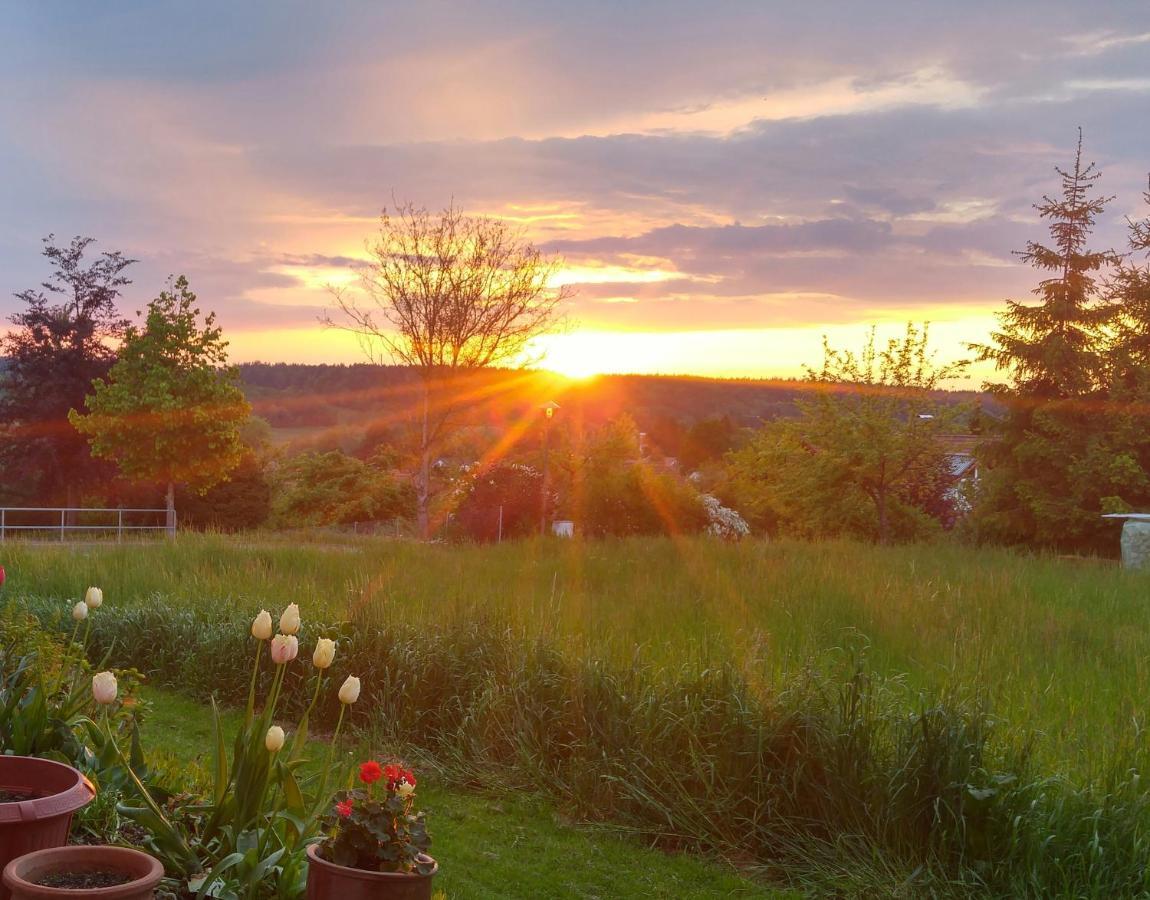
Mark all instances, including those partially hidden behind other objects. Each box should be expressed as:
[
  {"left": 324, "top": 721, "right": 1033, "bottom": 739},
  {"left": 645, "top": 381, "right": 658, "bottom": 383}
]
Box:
[{"left": 237, "top": 362, "right": 982, "bottom": 432}]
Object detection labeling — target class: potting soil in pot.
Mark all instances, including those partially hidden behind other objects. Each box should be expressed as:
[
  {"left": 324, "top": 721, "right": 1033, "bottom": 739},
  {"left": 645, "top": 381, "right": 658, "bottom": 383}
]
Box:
[
  {"left": 0, "top": 792, "right": 38, "bottom": 804},
  {"left": 33, "top": 870, "right": 132, "bottom": 889}
]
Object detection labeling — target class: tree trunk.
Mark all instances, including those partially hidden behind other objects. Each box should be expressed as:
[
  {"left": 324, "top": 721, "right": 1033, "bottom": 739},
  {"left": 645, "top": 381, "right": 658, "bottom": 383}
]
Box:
[
  {"left": 876, "top": 488, "right": 888, "bottom": 545},
  {"left": 165, "top": 482, "right": 176, "bottom": 537},
  {"left": 417, "top": 381, "right": 431, "bottom": 540}
]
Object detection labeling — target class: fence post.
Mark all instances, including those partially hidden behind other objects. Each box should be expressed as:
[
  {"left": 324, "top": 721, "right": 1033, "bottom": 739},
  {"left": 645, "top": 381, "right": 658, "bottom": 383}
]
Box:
[
  {"left": 59, "top": 509, "right": 65, "bottom": 542},
  {"left": 117, "top": 509, "right": 123, "bottom": 544},
  {"left": 1, "top": 509, "right": 5, "bottom": 542}
]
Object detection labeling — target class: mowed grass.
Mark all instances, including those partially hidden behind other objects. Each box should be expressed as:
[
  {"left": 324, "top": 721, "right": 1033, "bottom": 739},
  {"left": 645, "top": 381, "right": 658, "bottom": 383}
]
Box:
[
  {"left": 5, "top": 533, "right": 1146, "bottom": 776},
  {"left": 139, "top": 687, "right": 781, "bottom": 899}
]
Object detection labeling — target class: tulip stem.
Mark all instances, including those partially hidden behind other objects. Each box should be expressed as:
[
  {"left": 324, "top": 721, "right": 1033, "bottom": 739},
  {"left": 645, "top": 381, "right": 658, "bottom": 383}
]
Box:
[
  {"left": 315, "top": 703, "right": 347, "bottom": 817},
  {"left": 245, "top": 641, "right": 263, "bottom": 725},
  {"left": 250, "top": 762, "right": 277, "bottom": 899},
  {"left": 289, "top": 671, "right": 323, "bottom": 760},
  {"left": 265, "top": 663, "right": 286, "bottom": 724}
]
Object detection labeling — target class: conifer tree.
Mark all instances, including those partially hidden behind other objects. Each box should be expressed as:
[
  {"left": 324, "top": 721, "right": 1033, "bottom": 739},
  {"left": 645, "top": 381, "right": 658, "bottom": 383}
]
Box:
[
  {"left": 969, "top": 132, "right": 1144, "bottom": 551},
  {"left": 1109, "top": 179, "right": 1150, "bottom": 384},
  {"left": 973, "top": 129, "right": 1118, "bottom": 398}
]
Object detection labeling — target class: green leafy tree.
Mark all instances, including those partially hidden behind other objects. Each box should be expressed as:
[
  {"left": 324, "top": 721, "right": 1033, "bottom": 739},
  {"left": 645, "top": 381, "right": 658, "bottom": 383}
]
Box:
[
  {"left": 0, "top": 235, "right": 133, "bottom": 506},
  {"left": 70, "top": 276, "right": 250, "bottom": 529},
  {"left": 679, "top": 416, "right": 739, "bottom": 472},
  {"left": 726, "top": 324, "right": 964, "bottom": 543}
]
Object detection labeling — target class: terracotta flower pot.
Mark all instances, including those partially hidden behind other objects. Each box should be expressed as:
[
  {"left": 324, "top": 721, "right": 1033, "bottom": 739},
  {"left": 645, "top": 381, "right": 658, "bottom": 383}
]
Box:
[
  {"left": 305, "top": 844, "right": 437, "bottom": 900},
  {"left": 0, "top": 758, "right": 95, "bottom": 900},
  {"left": 2, "top": 846, "right": 163, "bottom": 900}
]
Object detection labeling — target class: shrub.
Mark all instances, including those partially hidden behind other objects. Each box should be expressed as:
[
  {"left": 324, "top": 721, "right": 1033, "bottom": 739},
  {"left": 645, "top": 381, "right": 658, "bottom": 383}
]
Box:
[
  {"left": 702, "top": 493, "right": 750, "bottom": 540},
  {"left": 450, "top": 463, "right": 542, "bottom": 542},
  {"left": 177, "top": 452, "right": 273, "bottom": 531},
  {"left": 270, "top": 450, "right": 414, "bottom": 527},
  {"left": 578, "top": 464, "right": 707, "bottom": 538}
]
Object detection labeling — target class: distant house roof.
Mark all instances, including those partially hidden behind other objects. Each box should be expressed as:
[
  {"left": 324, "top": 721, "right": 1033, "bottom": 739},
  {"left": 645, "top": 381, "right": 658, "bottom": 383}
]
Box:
[{"left": 948, "top": 453, "right": 977, "bottom": 479}]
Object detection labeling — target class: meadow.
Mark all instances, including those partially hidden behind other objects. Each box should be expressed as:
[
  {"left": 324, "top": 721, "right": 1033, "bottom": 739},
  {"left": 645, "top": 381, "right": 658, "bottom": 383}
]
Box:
[{"left": 8, "top": 534, "right": 1150, "bottom": 895}]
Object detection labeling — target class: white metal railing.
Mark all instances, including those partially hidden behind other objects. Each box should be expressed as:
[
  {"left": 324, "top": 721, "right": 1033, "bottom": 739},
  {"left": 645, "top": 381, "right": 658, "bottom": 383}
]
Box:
[{"left": 0, "top": 507, "right": 175, "bottom": 542}]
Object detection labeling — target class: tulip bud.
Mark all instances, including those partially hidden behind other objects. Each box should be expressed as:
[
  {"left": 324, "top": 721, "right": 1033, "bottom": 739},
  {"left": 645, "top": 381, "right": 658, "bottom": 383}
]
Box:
[
  {"left": 265, "top": 725, "right": 285, "bottom": 752},
  {"left": 338, "top": 675, "right": 361, "bottom": 705},
  {"left": 251, "top": 610, "right": 273, "bottom": 641},
  {"left": 279, "top": 603, "right": 301, "bottom": 636},
  {"left": 0, "top": 566, "right": 6, "bottom": 588},
  {"left": 72, "top": 601, "right": 89, "bottom": 621},
  {"left": 85, "top": 586, "right": 103, "bottom": 609},
  {"left": 313, "top": 638, "right": 336, "bottom": 670},
  {"left": 92, "top": 671, "right": 118, "bottom": 705},
  {"left": 270, "top": 634, "right": 299, "bottom": 665}
]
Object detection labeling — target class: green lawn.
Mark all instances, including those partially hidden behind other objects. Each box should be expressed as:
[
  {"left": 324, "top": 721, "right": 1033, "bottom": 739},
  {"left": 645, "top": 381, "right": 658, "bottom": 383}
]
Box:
[{"left": 140, "top": 688, "right": 783, "bottom": 900}]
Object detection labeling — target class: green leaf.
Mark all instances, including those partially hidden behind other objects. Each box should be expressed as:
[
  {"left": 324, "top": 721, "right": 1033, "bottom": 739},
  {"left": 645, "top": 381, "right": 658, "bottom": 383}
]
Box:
[{"left": 210, "top": 697, "right": 229, "bottom": 806}]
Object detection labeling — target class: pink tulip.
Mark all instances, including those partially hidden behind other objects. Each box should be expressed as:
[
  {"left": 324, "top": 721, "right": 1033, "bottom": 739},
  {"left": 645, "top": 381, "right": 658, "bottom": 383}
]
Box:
[{"left": 270, "top": 634, "right": 299, "bottom": 664}]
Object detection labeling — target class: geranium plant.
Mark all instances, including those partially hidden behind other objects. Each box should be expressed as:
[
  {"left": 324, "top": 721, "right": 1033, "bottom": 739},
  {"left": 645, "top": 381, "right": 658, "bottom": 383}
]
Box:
[{"left": 318, "top": 760, "right": 432, "bottom": 875}]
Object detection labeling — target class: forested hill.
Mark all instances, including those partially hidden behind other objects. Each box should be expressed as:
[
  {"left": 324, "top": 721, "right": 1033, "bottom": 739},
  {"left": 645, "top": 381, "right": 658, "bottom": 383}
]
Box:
[{"left": 238, "top": 362, "right": 981, "bottom": 437}]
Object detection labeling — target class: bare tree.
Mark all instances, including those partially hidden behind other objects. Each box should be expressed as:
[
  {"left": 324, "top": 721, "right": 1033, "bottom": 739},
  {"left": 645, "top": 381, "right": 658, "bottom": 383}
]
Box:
[{"left": 326, "top": 202, "right": 570, "bottom": 538}]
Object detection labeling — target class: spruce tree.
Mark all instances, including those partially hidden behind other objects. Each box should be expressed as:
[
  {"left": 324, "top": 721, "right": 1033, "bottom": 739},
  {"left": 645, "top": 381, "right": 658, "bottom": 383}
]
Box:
[
  {"left": 973, "top": 129, "right": 1118, "bottom": 398},
  {"left": 1109, "top": 179, "right": 1150, "bottom": 383},
  {"left": 969, "top": 132, "right": 1142, "bottom": 551}
]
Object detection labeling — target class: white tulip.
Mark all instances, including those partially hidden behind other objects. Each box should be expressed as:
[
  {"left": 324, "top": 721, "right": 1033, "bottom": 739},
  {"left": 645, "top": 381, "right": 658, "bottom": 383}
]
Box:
[
  {"left": 279, "top": 603, "right": 301, "bottom": 636},
  {"left": 338, "top": 675, "right": 361, "bottom": 705},
  {"left": 313, "top": 638, "right": 336, "bottom": 670},
  {"left": 251, "top": 610, "right": 273, "bottom": 641},
  {"left": 84, "top": 587, "right": 103, "bottom": 609},
  {"left": 265, "top": 725, "right": 285, "bottom": 752},
  {"left": 92, "top": 671, "right": 118, "bottom": 705},
  {"left": 71, "top": 601, "right": 88, "bottom": 621}
]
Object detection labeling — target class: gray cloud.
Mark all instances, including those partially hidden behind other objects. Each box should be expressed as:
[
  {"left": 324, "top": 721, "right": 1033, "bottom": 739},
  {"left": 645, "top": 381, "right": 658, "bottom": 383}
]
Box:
[{"left": 0, "top": 1, "right": 1148, "bottom": 358}]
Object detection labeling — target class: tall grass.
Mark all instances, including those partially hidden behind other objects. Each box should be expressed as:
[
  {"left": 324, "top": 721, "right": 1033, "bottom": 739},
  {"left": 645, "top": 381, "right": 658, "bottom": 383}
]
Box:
[{"left": 4, "top": 534, "right": 1147, "bottom": 774}]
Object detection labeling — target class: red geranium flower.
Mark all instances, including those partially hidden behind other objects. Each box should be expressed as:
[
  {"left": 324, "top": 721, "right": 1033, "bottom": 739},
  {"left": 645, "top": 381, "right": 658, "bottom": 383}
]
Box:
[
  {"left": 402, "top": 769, "right": 416, "bottom": 788},
  {"left": 335, "top": 799, "right": 353, "bottom": 818},
  {"left": 359, "top": 761, "right": 383, "bottom": 784},
  {"left": 383, "top": 763, "right": 402, "bottom": 789}
]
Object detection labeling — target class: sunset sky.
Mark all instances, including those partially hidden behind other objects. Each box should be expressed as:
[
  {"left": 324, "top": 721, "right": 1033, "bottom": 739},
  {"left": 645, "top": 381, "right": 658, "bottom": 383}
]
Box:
[{"left": 2, "top": 3, "right": 1149, "bottom": 382}]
